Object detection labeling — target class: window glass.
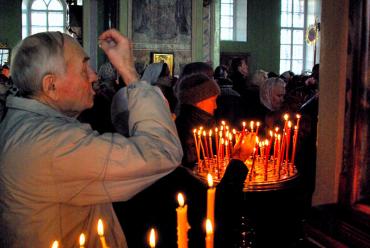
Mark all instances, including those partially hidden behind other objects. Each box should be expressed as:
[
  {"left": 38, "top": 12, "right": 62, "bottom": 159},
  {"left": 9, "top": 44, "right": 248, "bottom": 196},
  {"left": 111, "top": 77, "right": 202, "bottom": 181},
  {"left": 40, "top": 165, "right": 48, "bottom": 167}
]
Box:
[
  {"left": 280, "top": 29, "right": 292, "bottom": 44},
  {"left": 220, "top": 0, "right": 247, "bottom": 41},
  {"left": 31, "top": 11, "right": 47, "bottom": 26},
  {"left": 293, "top": 0, "right": 304, "bottom": 13},
  {"left": 291, "top": 59, "right": 303, "bottom": 73},
  {"left": 48, "top": 0, "right": 63, "bottom": 10},
  {"left": 293, "top": 30, "right": 303, "bottom": 44},
  {"left": 31, "top": 26, "right": 47, "bottom": 35},
  {"left": 281, "top": 12, "right": 292, "bottom": 27},
  {"left": 31, "top": 0, "right": 46, "bottom": 10},
  {"left": 280, "top": 45, "right": 291, "bottom": 59},
  {"left": 48, "top": 12, "right": 64, "bottom": 26},
  {"left": 279, "top": 59, "right": 291, "bottom": 73},
  {"left": 292, "top": 45, "right": 303, "bottom": 59},
  {"left": 293, "top": 13, "right": 304, "bottom": 28}
]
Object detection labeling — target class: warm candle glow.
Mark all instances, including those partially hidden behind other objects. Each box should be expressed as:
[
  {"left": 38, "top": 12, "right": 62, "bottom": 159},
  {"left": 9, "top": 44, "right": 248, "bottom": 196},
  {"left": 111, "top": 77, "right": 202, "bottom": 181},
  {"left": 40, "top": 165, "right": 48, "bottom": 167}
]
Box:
[
  {"left": 250, "top": 121, "right": 254, "bottom": 130},
  {"left": 79, "top": 233, "right": 86, "bottom": 247},
  {"left": 284, "top": 113, "right": 289, "bottom": 121},
  {"left": 51, "top": 240, "right": 59, "bottom": 248},
  {"left": 149, "top": 228, "right": 156, "bottom": 248},
  {"left": 256, "top": 122, "right": 260, "bottom": 127},
  {"left": 288, "top": 121, "right": 292, "bottom": 128},
  {"left": 270, "top": 130, "right": 273, "bottom": 137},
  {"left": 97, "top": 219, "right": 104, "bottom": 236},
  {"left": 193, "top": 129, "right": 196, "bottom": 134},
  {"left": 207, "top": 173, "right": 213, "bottom": 187},
  {"left": 221, "top": 120, "right": 226, "bottom": 126},
  {"left": 178, "top": 193, "right": 185, "bottom": 207},
  {"left": 209, "top": 130, "right": 212, "bottom": 136},
  {"left": 275, "top": 127, "right": 279, "bottom": 133},
  {"left": 296, "top": 114, "right": 301, "bottom": 119},
  {"left": 205, "top": 219, "right": 213, "bottom": 235}
]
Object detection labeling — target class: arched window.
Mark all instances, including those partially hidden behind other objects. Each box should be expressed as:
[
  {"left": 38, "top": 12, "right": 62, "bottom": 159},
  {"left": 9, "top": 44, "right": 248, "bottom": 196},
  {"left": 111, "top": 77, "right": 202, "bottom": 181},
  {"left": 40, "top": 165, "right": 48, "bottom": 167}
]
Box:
[{"left": 22, "top": 0, "right": 66, "bottom": 39}]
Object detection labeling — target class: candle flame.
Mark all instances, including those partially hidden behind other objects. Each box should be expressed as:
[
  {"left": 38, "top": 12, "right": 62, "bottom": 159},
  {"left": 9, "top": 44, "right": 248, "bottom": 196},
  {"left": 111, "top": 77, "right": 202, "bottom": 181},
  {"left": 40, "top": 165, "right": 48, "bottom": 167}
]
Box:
[
  {"left": 209, "top": 130, "right": 212, "bottom": 136},
  {"left": 149, "top": 228, "right": 156, "bottom": 248},
  {"left": 242, "top": 121, "right": 246, "bottom": 127},
  {"left": 193, "top": 129, "right": 196, "bottom": 134},
  {"left": 97, "top": 219, "right": 104, "bottom": 236},
  {"left": 177, "top": 193, "right": 185, "bottom": 207},
  {"left": 250, "top": 121, "right": 254, "bottom": 129},
  {"left": 221, "top": 138, "right": 224, "bottom": 144},
  {"left": 265, "top": 139, "right": 269, "bottom": 146},
  {"left": 275, "top": 127, "right": 279, "bottom": 132},
  {"left": 269, "top": 130, "right": 273, "bottom": 137},
  {"left": 200, "top": 126, "right": 204, "bottom": 130},
  {"left": 207, "top": 173, "right": 213, "bottom": 187},
  {"left": 232, "top": 129, "right": 236, "bottom": 134},
  {"left": 296, "top": 114, "right": 301, "bottom": 119},
  {"left": 288, "top": 121, "right": 292, "bottom": 128},
  {"left": 51, "top": 240, "right": 59, "bottom": 248},
  {"left": 215, "top": 127, "right": 218, "bottom": 132},
  {"left": 284, "top": 113, "right": 289, "bottom": 121},
  {"left": 79, "top": 233, "right": 86, "bottom": 246},
  {"left": 203, "top": 131, "right": 207, "bottom": 136},
  {"left": 221, "top": 120, "right": 226, "bottom": 126},
  {"left": 294, "top": 125, "right": 298, "bottom": 130},
  {"left": 205, "top": 219, "right": 213, "bottom": 235},
  {"left": 256, "top": 121, "right": 260, "bottom": 127}
]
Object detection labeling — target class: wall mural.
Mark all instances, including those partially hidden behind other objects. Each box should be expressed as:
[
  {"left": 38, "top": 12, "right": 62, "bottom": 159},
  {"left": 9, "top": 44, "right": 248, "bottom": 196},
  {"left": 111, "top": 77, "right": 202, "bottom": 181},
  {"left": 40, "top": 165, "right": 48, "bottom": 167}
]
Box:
[{"left": 132, "top": 0, "right": 192, "bottom": 75}]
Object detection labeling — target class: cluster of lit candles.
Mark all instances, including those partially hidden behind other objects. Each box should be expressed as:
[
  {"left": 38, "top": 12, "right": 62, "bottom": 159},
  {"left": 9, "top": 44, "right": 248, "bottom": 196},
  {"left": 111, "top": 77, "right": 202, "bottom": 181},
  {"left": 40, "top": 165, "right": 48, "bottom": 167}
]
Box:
[
  {"left": 50, "top": 219, "right": 109, "bottom": 248},
  {"left": 194, "top": 113, "right": 301, "bottom": 184},
  {"left": 49, "top": 174, "right": 217, "bottom": 248}
]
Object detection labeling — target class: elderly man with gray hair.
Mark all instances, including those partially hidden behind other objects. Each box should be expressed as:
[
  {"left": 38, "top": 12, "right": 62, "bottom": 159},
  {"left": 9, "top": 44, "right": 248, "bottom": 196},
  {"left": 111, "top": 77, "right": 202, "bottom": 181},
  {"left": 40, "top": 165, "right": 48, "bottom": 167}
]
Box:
[{"left": 0, "top": 29, "right": 182, "bottom": 247}]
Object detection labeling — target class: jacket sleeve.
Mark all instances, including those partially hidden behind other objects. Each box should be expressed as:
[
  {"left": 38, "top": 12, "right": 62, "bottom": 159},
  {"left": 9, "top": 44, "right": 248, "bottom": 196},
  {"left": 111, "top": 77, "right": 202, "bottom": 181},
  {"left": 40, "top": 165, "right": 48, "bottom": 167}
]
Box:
[{"left": 52, "top": 81, "right": 183, "bottom": 206}]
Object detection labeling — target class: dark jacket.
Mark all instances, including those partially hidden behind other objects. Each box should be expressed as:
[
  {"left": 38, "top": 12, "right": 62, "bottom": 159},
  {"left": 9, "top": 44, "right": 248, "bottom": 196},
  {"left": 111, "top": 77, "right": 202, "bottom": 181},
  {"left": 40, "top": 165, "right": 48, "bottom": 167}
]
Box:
[{"left": 175, "top": 104, "right": 217, "bottom": 169}]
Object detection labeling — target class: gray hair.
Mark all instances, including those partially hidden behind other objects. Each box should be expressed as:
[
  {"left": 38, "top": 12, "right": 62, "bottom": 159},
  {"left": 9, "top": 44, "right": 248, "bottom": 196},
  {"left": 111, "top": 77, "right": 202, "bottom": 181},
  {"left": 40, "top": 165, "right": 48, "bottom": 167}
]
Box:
[{"left": 10, "top": 32, "right": 68, "bottom": 97}]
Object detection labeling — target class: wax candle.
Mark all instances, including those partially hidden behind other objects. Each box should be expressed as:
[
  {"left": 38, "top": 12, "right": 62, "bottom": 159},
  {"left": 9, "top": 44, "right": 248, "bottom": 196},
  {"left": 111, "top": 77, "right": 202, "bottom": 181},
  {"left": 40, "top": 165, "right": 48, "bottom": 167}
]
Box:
[
  {"left": 203, "top": 131, "right": 210, "bottom": 158},
  {"left": 97, "top": 219, "right": 108, "bottom": 248},
  {"left": 250, "top": 121, "right": 254, "bottom": 133},
  {"left": 285, "top": 121, "right": 292, "bottom": 175},
  {"left": 255, "top": 121, "right": 260, "bottom": 137},
  {"left": 242, "top": 121, "right": 246, "bottom": 135},
  {"left": 209, "top": 130, "right": 214, "bottom": 158},
  {"left": 291, "top": 125, "right": 298, "bottom": 165},
  {"left": 79, "top": 233, "right": 85, "bottom": 248},
  {"left": 205, "top": 219, "right": 214, "bottom": 248},
  {"left": 193, "top": 129, "right": 201, "bottom": 165},
  {"left": 176, "top": 193, "right": 190, "bottom": 248},
  {"left": 149, "top": 228, "right": 156, "bottom": 248},
  {"left": 206, "top": 174, "right": 216, "bottom": 227},
  {"left": 51, "top": 240, "right": 59, "bottom": 248}
]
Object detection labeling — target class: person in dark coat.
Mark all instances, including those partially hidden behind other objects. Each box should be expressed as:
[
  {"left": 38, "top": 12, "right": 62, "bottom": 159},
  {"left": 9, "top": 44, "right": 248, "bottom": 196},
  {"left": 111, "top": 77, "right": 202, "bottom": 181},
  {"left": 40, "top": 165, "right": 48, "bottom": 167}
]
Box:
[{"left": 214, "top": 65, "right": 244, "bottom": 126}]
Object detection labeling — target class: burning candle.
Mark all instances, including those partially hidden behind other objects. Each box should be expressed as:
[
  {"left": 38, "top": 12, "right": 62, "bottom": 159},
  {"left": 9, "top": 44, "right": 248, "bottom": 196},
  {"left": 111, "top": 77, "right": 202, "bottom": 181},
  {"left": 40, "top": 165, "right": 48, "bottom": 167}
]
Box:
[
  {"left": 291, "top": 125, "right": 298, "bottom": 165},
  {"left": 225, "top": 140, "right": 229, "bottom": 159},
  {"left": 206, "top": 174, "right": 216, "bottom": 227},
  {"left": 193, "top": 129, "right": 201, "bottom": 164},
  {"left": 255, "top": 121, "right": 260, "bottom": 137},
  {"left": 51, "top": 240, "right": 59, "bottom": 248},
  {"left": 203, "top": 131, "right": 210, "bottom": 158},
  {"left": 205, "top": 219, "right": 214, "bottom": 248},
  {"left": 148, "top": 228, "right": 156, "bottom": 248},
  {"left": 250, "top": 121, "right": 254, "bottom": 133},
  {"left": 176, "top": 193, "right": 190, "bottom": 248},
  {"left": 209, "top": 130, "right": 214, "bottom": 158},
  {"left": 97, "top": 219, "right": 108, "bottom": 248},
  {"left": 285, "top": 121, "right": 292, "bottom": 169},
  {"left": 242, "top": 121, "right": 246, "bottom": 135},
  {"left": 79, "top": 233, "right": 86, "bottom": 248}
]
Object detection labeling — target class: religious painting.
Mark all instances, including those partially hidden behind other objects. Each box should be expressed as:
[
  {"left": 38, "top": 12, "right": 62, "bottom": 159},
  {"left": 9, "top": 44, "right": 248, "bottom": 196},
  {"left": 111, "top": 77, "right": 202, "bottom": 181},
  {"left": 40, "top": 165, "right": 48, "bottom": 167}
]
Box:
[
  {"left": 150, "top": 52, "right": 174, "bottom": 76},
  {"left": 132, "top": 0, "right": 191, "bottom": 45}
]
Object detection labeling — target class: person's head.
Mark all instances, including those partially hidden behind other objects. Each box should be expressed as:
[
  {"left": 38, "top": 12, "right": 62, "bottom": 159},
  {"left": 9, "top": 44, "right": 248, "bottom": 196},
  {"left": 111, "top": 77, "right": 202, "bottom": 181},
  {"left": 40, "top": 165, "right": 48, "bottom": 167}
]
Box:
[
  {"left": 11, "top": 31, "right": 97, "bottom": 117},
  {"left": 230, "top": 57, "right": 248, "bottom": 77},
  {"left": 214, "top": 65, "right": 228, "bottom": 79},
  {"left": 251, "top": 69, "right": 268, "bottom": 87},
  {"left": 259, "top": 77, "right": 286, "bottom": 111},
  {"left": 311, "top": 63, "right": 319, "bottom": 80},
  {"left": 1, "top": 65, "right": 9, "bottom": 78},
  {"left": 177, "top": 73, "right": 220, "bottom": 115},
  {"left": 180, "top": 62, "right": 214, "bottom": 79}
]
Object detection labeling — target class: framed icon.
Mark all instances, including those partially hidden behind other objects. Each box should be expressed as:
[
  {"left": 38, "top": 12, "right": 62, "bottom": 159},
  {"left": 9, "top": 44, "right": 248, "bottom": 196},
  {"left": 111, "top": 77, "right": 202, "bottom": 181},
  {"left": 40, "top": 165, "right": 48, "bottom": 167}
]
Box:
[{"left": 150, "top": 52, "right": 174, "bottom": 76}]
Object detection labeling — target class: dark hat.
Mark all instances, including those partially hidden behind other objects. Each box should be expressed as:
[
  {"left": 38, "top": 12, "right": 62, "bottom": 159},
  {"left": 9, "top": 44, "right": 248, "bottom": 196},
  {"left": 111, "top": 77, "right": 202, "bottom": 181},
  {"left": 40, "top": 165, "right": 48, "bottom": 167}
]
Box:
[{"left": 177, "top": 73, "right": 220, "bottom": 105}]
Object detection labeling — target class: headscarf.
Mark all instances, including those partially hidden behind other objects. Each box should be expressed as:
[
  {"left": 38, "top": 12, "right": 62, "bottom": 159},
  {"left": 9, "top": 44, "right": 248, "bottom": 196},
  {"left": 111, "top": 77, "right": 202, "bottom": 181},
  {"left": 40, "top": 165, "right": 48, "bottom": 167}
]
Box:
[
  {"left": 141, "top": 63, "right": 164, "bottom": 85},
  {"left": 259, "top": 77, "right": 286, "bottom": 111}
]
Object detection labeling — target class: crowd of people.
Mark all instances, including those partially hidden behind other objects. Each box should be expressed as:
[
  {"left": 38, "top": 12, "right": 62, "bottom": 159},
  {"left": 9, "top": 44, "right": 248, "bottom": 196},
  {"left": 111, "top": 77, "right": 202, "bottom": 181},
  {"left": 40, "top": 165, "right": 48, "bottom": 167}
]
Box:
[{"left": 0, "top": 29, "right": 319, "bottom": 248}]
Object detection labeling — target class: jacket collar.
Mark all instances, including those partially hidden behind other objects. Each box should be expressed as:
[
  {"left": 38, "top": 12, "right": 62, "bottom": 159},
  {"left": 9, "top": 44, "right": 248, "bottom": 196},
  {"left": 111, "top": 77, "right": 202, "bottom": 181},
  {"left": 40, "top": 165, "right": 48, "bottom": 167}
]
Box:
[{"left": 6, "top": 96, "right": 78, "bottom": 123}]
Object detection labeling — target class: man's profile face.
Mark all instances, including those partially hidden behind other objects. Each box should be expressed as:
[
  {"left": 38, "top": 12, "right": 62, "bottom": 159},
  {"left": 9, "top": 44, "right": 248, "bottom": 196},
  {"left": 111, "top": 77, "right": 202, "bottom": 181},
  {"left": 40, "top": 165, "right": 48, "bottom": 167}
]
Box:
[{"left": 54, "top": 37, "right": 97, "bottom": 116}]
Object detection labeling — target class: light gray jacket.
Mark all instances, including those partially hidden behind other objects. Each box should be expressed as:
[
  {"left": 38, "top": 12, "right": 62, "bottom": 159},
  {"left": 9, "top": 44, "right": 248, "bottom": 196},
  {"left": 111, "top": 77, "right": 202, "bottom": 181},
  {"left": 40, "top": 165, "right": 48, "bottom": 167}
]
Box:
[{"left": 0, "top": 81, "right": 183, "bottom": 248}]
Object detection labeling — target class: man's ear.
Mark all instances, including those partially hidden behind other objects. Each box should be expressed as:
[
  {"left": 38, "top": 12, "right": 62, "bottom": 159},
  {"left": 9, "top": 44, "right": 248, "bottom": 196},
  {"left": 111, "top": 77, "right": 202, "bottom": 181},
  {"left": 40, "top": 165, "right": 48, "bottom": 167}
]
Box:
[{"left": 41, "top": 74, "right": 58, "bottom": 100}]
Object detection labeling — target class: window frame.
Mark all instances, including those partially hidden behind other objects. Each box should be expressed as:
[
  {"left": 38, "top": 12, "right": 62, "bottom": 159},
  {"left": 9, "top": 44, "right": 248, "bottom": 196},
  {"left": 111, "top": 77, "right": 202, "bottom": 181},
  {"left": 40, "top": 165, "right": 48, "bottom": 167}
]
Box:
[
  {"left": 22, "top": 0, "right": 67, "bottom": 39},
  {"left": 279, "top": 0, "right": 307, "bottom": 74},
  {"left": 220, "top": 0, "right": 247, "bottom": 42}
]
